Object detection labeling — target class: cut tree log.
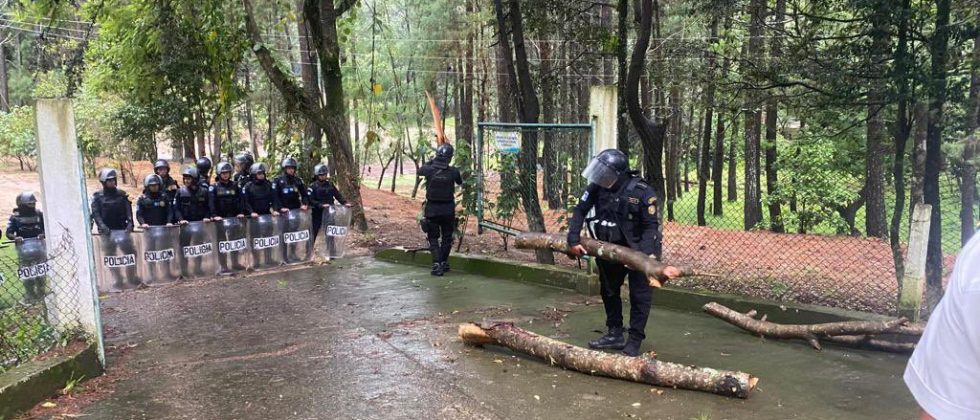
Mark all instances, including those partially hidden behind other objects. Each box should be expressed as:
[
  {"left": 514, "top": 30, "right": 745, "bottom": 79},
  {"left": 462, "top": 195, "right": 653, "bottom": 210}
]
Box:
[
  {"left": 514, "top": 232, "right": 696, "bottom": 288},
  {"left": 702, "top": 302, "right": 915, "bottom": 351},
  {"left": 458, "top": 322, "right": 758, "bottom": 399}
]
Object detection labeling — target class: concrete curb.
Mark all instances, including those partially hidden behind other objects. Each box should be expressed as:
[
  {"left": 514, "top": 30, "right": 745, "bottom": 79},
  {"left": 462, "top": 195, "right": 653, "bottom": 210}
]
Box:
[
  {"left": 374, "top": 248, "right": 885, "bottom": 323},
  {"left": 0, "top": 344, "right": 103, "bottom": 420}
]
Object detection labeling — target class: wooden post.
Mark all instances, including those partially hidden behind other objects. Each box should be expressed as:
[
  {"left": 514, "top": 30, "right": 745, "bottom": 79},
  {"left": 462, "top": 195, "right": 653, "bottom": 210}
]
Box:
[{"left": 899, "top": 203, "right": 932, "bottom": 321}]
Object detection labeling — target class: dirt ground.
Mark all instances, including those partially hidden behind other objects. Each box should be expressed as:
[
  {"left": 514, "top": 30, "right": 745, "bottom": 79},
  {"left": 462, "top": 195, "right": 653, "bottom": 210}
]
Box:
[{"left": 0, "top": 160, "right": 956, "bottom": 314}]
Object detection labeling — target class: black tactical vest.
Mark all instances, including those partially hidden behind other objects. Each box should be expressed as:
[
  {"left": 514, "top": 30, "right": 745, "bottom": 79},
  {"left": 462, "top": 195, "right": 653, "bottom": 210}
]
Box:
[
  {"left": 176, "top": 187, "right": 210, "bottom": 221},
  {"left": 274, "top": 175, "right": 303, "bottom": 209},
  {"left": 98, "top": 190, "right": 132, "bottom": 230},
  {"left": 245, "top": 180, "right": 275, "bottom": 214},
  {"left": 425, "top": 169, "right": 456, "bottom": 202},
  {"left": 138, "top": 193, "right": 171, "bottom": 226},
  {"left": 212, "top": 181, "right": 242, "bottom": 217},
  {"left": 11, "top": 211, "right": 43, "bottom": 238}
]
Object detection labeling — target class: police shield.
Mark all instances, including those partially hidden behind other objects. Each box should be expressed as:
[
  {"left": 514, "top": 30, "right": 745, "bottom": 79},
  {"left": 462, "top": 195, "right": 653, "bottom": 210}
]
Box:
[
  {"left": 140, "top": 226, "right": 181, "bottom": 285},
  {"left": 215, "top": 217, "right": 249, "bottom": 274},
  {"left": 95, "top": 230, "right": 143, "bottom": 293},
  {"left": 179, "top": 221, "right": 217, "bottom": 279},
  {"left": 248, "top": 214, "right": 281, "bottom": 270},
  {"left": 323, "top": 205, "right": 352, "bottom": 258},
  {"left": 15, "top": 237, "right": 49, "bottom": 303},
  {"left": 281, "top": 209, "right": 312, "bottom": 265}
]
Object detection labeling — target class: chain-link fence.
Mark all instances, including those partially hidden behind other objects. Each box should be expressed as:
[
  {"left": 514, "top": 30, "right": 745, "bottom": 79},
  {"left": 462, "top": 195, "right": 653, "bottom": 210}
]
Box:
[{"left": 0, "top": 228, "right": 88, "bottom": 374}]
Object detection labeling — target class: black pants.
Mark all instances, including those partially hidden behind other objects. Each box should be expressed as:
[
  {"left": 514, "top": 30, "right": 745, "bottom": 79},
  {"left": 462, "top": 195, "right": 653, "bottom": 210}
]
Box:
[
  {"left": 425, "top": 214, "right": 455, "bottom": 264},
  {"left": 596, "top": 258, "right": 652, "bottom": 341},
  {"left": 311, "top": 207, "right": 324, "bottom": 245}
]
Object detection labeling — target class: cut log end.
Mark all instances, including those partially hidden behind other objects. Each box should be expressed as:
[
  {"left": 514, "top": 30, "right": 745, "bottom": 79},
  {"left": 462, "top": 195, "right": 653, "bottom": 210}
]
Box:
[{"left": 458, "top": 323, "right": 497, "bottom": 346}]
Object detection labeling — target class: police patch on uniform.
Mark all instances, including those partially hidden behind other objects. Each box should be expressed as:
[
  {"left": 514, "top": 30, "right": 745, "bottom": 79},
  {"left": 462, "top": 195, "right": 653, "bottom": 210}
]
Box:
[
  {"left": 581, "top": 191, "right": 590, "bottom": 201},
  {"left": 628, "top": 197, "right": 640, "bottom": 204},
  {"left": 647, "top": 196, "right": 657, "bottom": 214}
]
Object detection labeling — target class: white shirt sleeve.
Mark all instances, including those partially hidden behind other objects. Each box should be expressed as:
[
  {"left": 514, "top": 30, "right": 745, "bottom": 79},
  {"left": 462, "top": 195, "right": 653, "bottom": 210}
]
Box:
[{"left": 904, "top": 233, "right": 980, "bottom": 420}]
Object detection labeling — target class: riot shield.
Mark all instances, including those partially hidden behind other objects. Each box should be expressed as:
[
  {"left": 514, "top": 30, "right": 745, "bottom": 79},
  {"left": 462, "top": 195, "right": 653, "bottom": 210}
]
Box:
[
  {"left": 248, "top": 214, "right": 281, "bottom": 270},
  {"left": 15, "top": 238, "right": 49, "bottom": 303},
  {"left": 95, "top": 230, "right": 143, "bottom": 293},
  {"left": 179, "top": 221, "right": 217, "bottom": 279},
  {"left": 281, "top": 209, "right": 312, "bottom": 265},
  {"left": 215, "top": 217, "right": 249, "bottom": 274},
  {"left": 323, "top": 206, "right": 352, "bottom": 258},
  {"left": 140, "top": 225, "right": 181, "bottom": 285}
]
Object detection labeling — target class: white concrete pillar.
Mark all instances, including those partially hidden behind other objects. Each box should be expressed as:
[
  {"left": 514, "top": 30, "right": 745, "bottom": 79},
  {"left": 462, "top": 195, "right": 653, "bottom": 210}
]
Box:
[
  {"left": 34, "top": 99, "right": 104, "bottom": 362},
  {"left": 899, "top": 203, "right": 932, "bottom": 321},
  {"left": 589, "top": 85, "right": 618, "bottom": 154}
]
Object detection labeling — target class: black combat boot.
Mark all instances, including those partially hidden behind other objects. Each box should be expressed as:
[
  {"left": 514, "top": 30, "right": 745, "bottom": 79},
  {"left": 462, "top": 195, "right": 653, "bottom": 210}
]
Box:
[
  {"left": 431, "top": 263, "right": 444, "bottom": 277},
  {"left": 441, "top": 261, "right": 451, "bottom": 273},
  {"left": 622, "top": 336, "right": 643, "bottom": 357},
  {"left": 588, "top": 327, "right": 626, "bottom": 350}
]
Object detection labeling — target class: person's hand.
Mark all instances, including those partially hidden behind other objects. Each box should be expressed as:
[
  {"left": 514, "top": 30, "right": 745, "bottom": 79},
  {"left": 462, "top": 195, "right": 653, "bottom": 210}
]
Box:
[
  {"left": 321, "top": 204, "right": 330, "bottom": 209},
  {"left": 179, "top": 220, "right": 189, "bottom": 225},
  {"left": 344, "top": 203, "right": 352, "bottom": 207},
  {"left": 236, "top": 214, "right": 245, "bottom": 219},
  {"left": 213, "top": 216, "right": 223, "bottom": 221},
  {"left": 204, "top": 218, "right": 213, "bottom": 222},
  {"left": 280, "top": 207, "right": 289, "bottom": 213},
  {"left": 37, "top": 234, "right": 44, "bottom": 240},
  {"left": 663, "top": 266, "right": 682, "bottom": 279},
  {"left": 166, "top": 223, "right": 174, "bottom": 227},
  {"left": 301, "top": 205, "right": 308, "bottom": 211},
  {"left": 140, "top": 224, "right": 149, "bottom": 229},
  {"left": 251, "top": 212, "right": 259, "bottom": 218},
  {"left": 14, "top": 237, "right": 24, "bottom": 244},
  {"left": 272, "top": 210, "right": 280, "bottom": 216},
  {"left": 568, "top": 244, "right": 587, "bottom": 258}
]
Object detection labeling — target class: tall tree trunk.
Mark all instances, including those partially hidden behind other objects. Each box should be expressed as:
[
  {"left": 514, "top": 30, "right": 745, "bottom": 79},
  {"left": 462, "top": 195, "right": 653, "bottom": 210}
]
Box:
[
  {"left": 616, "top": 0, "right": 630, "bottom": 153},
  {"left": 666, "top": 86, "right": 680, "bottom": 221},
  {"left": 889, "top": 0, "right": 913, "bottom": 291},
  {"left": 495, "top": 43, "right": 516, "bottom": 122},
  {"left": 224, "top": 113, "right": 234, "bottom": 159},
  {"left": 742, "top": 0, "right": 765, "bottom": 230},
  {"left": 712, "top": 107, "right": 725, "bottom": 216},
  {"left": 727, "top": 114, "right": 738, "bottom": 202},
  {"left": 924, "top": 0, "right": 951, "bottom": 312},
  {"left": 864, "top": 1, "right": 889, "bottom": 239},
  {"left": 911, "top": 102, "right": 928, "bottom": 207},
  {"left": 297, "top": 0, "right": 324, "bottom": 177},
  {"left": 960, "top": 32, "right": 979, "bottom": 246},
  {"left": 541, "top": 29, "right": 560, "bottom": 210},
  {"left": 0, "top": 40, "right": 9, "bottom": 112},
  {"left": 494, "top": 0, "right": 553, "bottom": 264},
  {"left": 628, "top": 0, "right": 667, "bottom": 209},
  {"left": 764, "top": 0, "right": 785, "bottom": 233},
  {"left": 696, "top": 19, "right": 718, "bottom": 227},
  {"left": 244, "top": 69, "right": 258, "bottom": 157}
]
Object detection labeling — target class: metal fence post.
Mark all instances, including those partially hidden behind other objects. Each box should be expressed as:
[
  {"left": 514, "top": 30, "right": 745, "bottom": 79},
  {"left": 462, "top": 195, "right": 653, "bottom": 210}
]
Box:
[
  {"left": 899, "top": 203, "right": 932, "bottom": 321},
  {"left": 34, "top": 99, "right": 105, "bottom": 365}
]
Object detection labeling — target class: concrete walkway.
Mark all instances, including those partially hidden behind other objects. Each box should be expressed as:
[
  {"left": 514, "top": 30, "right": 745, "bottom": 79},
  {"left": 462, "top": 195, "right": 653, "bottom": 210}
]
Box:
[{"left": 80, "top": 257, "right": 918, "bottom": 419}]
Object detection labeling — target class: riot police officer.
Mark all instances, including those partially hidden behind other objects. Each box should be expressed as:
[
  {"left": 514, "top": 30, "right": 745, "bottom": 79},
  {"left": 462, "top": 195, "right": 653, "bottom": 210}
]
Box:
[
  {"left": 173, "top": 166, "right": 212, "bottom": 223},
  {"left": 273, "top": 157, "right": 309, "bottom": 213},
  {"left": 6, "top": 191, "right": 45, "bottom": 241},
  {"left": 418, "top": 144, "right": 463, "bottom": 277},
  {"left": 196, "top": 157, "right": 213, "bottom": 188},
  {"left": 91, "top": 168, "right": 135, "bottom": 233},
  {"left": 136, "top": 174, "right": 175, "bottom": 227},
  {"left": 243, "top": 162, "right": 280, "bottom": 217},
  {"left": 234, "top": 152, "right": 254, "bottom": 190},
  {"left": 154, "top": 159, "right": 179, "bottom": 202},
  {"left": 209, "top": 161, "right": 246, "bottom": 219},
  {"left": 308, "top": 163, "right": 348, "bottom": 246},
  {"left": 567, "top": 149, "right": 676, "bottom": 357}
]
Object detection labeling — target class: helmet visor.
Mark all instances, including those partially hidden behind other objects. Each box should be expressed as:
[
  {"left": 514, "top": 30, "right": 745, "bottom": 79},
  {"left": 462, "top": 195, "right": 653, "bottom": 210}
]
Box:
[{"left": 581, "top": 158, "right": 620, "bottom": 189}]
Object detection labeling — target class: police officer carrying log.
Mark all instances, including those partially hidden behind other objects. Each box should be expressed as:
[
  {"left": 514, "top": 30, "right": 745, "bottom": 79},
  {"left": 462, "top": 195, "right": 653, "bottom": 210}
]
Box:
[
  {"left": 210, "top": 161, "right": 246, "bottom": 220},
  {"left": 273, "top": 157, "right": 309, "bottom": 213},
  {"left": 418, "top": 143, "right": 463, "bottom": 277},
  {"left": 567, "top": 149, "right": 662, "bottom": 357},
  {"left": 91, "top": 168, "right": 135, "bottom": 234},
  {"left": 136, "top": 174, "right": 175, "bottom": 227},
  {"left": 308, "top": 163, "right": 348, "bottom": 246},
  {"left": 243, "top": 162, "right": 280, "bottom": 217},
  {"left": 6, "top": 191, "right": 45, "bottom": 242},
  {"left": 234, "top": 152, "right": 255, "bottom": 190},
  {"left": 173, "top": 166, "right": 212, "bottom": 223},
  {"left": 154, "top": 159, "right": 179, "bottom": 202},
  {"left": 196, "top": 157, "right": 213, "bottom": 189}
]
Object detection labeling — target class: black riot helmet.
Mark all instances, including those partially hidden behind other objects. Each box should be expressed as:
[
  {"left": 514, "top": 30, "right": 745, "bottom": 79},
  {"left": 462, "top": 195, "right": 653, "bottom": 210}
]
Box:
[
  {"left": 154, "top": 159, "right": 169, "bottom": 172},
  {"left": 16, "top": 191, "right": 37, "bottom": 210},
  {"left": 582, "top": 149, "right": 629, "bottom": 190},
  {"left": 99, "top": 168, "right": 119, "bottom": 186},
  {"left": 250, "top": 162, "right": 268, "bottom": 176},
  {"left": 216, "top": 161, "right": 233, "bottom": 174},
  {"left": 143, "top": 174, "right": 162, "bottom": 188},
  {"left": 281, "top": 157, "right": 298, "bottom": 170},
  {"left": 196, "top": 157, "right": 212, "bottom": 176},
  {"left": 180, "top": 165, "right": 200, "bottom": 181},
  {"left": 235, "top": 152, "right": 254, "bottom": 171},
  {"left": 314, "top": 163, "right": 329, "bottom": 177},
  {"left": 436, "top": 143, "right": 454, "bottom": 161}
]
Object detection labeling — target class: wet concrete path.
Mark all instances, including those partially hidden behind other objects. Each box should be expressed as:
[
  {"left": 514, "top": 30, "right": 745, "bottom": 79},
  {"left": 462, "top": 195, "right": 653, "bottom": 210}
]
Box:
[{"left": 82, "top": 257, "right": 917, "bottom": 419}]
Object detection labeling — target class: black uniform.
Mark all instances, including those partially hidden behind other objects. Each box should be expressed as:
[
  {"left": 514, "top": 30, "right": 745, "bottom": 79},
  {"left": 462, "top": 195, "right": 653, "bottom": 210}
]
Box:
[
  {"left": 209, "top": 179, "right": 245, "bottom": 218},
  {"left": 308, "top": 179, "right": 347, "bottom": 244},
  {"left": 174, "top": 185, "right": 211, "bottom": 222},
  {"left": 419, "top": 159, "right": 463, "bottom": 266},
  {"left": 136, "top": 189, "right": 174, "bottom": 226},
  {"left": 243, "top": 179, "right": 279, "bottom": 215},
  {"left": 272, "top": 174, "right": 308, "bottom": 210},
  {"left": 91, "top": 189, "right": 135, "bottom": 233},
  {"left": 161, "top": 174, "right": 179, "bottom": 202},
  {"left": 568, "top": 174, "right": 660, "bottom": 342},
  {"left": 234, "top": 171, "right": 253, "bottom": 191},
  {"left": 6, "top": 208, "right": 44, "bottom": 239}
]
